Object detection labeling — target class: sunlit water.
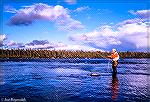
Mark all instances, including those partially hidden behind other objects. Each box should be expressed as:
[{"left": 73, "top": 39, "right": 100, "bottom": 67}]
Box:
[{"left": 0, "top": 58, "right": 150, "bottom": 102}]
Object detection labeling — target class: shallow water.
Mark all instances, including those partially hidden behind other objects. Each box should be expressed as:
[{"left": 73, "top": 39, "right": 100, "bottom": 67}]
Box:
[{"left": 0, "top": 58, "right": 150, "bottom": 102}]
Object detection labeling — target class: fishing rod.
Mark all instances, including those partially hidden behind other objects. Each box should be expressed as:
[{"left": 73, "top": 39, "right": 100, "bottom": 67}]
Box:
[
  {"left": 90, "top": 55, "right": 111, "bottom": 76},
  {"left": 99, "top": 54, "right": 112, "bottom": 69}
]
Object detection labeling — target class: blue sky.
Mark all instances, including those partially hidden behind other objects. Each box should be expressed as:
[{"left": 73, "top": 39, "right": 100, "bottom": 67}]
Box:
[{"left": 0, "top": 0, "right": 149, "bottom": 51}]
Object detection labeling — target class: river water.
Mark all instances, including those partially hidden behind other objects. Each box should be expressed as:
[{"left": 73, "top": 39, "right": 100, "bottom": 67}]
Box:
[{"left": 0, "top": 58, "right": 150, "bottom": 102}]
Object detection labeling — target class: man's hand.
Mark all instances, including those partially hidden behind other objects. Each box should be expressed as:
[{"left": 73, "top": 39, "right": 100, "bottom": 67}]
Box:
[{"left": 107, "top": 56, "right": 112, "bottom": 59}]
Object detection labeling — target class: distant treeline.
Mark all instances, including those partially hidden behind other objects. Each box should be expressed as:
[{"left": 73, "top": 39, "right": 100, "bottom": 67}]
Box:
[{"left": 0, "top": 49, "right": 149, "bottom": 58}]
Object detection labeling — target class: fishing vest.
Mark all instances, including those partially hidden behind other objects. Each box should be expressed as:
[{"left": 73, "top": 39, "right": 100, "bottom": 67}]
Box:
[{"left": 111, "top": 52, "right": 119, "bottom": 61}]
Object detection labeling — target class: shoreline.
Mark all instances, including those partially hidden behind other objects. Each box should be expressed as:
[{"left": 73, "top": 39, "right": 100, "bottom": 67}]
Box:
[{"left": 0, "top": 49, "right": 149, "bottom": 59}]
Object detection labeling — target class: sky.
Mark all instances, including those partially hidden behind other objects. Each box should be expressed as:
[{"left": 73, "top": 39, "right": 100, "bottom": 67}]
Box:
[{"left": 0, "top": 0, "right": 149, "bottom": 51}]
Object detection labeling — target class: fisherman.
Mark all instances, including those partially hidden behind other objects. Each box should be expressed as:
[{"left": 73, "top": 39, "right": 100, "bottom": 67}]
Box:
[{"left": 108, "top": 49, "right": 119, "bottom": 73}]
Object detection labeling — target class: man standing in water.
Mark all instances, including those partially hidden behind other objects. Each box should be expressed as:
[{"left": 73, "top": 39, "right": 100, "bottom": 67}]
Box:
[{"left": 108, "top": 49, "right": 119, "bottom": 73}]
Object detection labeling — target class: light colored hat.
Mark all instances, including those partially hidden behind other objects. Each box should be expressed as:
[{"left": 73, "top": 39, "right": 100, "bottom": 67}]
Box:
[{"left": 112, "top": 48, "right": 116, "bottom": 52}]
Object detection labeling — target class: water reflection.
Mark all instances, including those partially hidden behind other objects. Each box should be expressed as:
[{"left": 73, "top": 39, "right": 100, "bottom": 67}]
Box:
[{"left": 111, "top": 73, "right": 119, "bottom": 100}]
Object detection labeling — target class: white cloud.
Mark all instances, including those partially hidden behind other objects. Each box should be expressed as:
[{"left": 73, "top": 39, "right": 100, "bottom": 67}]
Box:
[
  {"left": 68, "top": 34, "right": 88, "bottom": 41},
  {"left": 69, "top": 21, "right": 148, "bottom": 51},
  {"left": 117, "top": 18, "right": 144, "bottom": 26},
  {"left": 129, "top": 10, "right": 150, "bottom": 19},
  {"left": 7, "top": 40, "right": 16, "bottom": 46},
  {"left": 118, "top": 23, "right": 147, "bottom": 35},
  {"left": 25, "top": 40, "right": 54, "bottom": 49},
  {"left": 0, "top": 34, "right": 7, "bottom": 47},
  {"left": 69, "top": 25, "right": 121, "bottom": 45},
  {"left": 55, "top": 44, "right": 102, "bottom": 51},
  {"left": 7, "top": 40, "right": 25, "bottom": 48},
  {"left": 25, "top": 44, "right": 53, "bottom": 49},
  {"left": 118, "top": 10, "right": 150, "bottom": 26},
  {"left": 25, "top": 40, "right": 68, "bottom": 49},
  {"left": 6, "top": 3, "right": 84, "bottom": 31},
  {"left": 118, "top": 22, "right": 148, "bottom": 49},
  {"left": 24, "top": 39, "right": 102, "bottom": 51},
  {"left": 4, "top": 5, "right": 17, "bottom": 13},
  {"left": 65, "top": 0, "right": 76, "bottom": 4},
  {"left": 74, "top": 6, "right": 90, "bottom": 12},
  {"left": 0, "top": 34, "right": 6, "bottom": 42},
  {"left": 56, "top": 18, "right": 84, "bottom": 31},
  {"left": 95, "top": 25, "right": 119, "bottom": 37}
]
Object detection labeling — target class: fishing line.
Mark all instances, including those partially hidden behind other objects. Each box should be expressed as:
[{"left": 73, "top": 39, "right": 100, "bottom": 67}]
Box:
[{"left": 108, "top": 59, "right": 110, "bottom": 69}]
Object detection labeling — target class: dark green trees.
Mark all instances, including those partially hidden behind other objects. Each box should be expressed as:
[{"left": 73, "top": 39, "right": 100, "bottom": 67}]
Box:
[{"left": 0, "top": 49, "right": 149, "bottom": 58}]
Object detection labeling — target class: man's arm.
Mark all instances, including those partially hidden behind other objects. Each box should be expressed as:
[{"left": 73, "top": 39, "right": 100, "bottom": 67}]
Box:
[{"left": 107, "top": 56, "right": 112, "bottom": 59}]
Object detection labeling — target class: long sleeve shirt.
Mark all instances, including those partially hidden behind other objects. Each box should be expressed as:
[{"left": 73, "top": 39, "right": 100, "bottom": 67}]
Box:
[{"left": 111, "top": 52, "right": 119, "bottom": 61}]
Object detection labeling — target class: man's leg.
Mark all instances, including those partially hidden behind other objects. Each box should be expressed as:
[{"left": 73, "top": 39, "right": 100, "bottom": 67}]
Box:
[{"left": 112, "top": 61, "right": 118, "bottom": 73}]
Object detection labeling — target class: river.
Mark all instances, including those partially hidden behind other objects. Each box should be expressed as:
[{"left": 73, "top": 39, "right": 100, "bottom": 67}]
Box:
[{"left": 0, "top": 58, "right": 150, "bottom": 102}]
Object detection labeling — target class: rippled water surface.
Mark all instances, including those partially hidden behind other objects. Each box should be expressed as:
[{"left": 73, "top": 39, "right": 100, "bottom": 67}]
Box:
[{"left": 0, "top": 58, "right": 150, "bottom": 102}]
